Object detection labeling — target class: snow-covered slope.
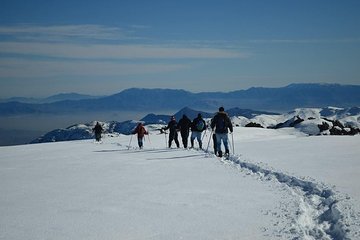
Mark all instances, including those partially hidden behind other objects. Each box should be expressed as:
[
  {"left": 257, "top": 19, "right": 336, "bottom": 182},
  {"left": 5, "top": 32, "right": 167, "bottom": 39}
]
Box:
[
  {"left": 236, "top": 107, "right": 360, "bottom": 136},
  {"left": 1, "top": 127, "right": 359, "bottom": 239}
]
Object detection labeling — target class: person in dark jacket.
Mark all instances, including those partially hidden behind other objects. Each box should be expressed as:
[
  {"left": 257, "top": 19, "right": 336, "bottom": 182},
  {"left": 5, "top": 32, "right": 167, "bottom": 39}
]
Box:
[
  {"left": 163, "top": 116, "right": 180, "bottom": 148},
  {"left": 92, "top": 122, "right": 103, "bottom": 142},
  {"left": 210, "top": 107, "right": 233, "bottom": 157},
  {"left": 177, "top": 114, "right": 192, "bottom": 148},
  {"left": 132, "top": 122, "right": 148, "bottom": 149},
  {"left": 190, "top": 113, "right": 207, "bottom": 149}
]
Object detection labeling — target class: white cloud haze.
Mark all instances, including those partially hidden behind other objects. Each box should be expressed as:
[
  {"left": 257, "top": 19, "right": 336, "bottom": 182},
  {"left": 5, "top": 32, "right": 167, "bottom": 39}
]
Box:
[
  {"left": 0, "top": 24, "right": 247, "bottom": 82},
  {"left": 0, "top": 42, "right": 246, "bottom": 60},
  {"left": 0, "top": 58, "right": 189, "bottom": 78},
  {"left": 0, "top": 24, "right": 130, "bottom": 41}
]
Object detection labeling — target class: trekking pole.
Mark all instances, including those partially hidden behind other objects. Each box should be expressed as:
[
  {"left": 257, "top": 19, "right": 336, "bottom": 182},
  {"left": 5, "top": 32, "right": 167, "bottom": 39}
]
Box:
[
  {"left": 164, "top": 131, "right": 168, "bottom": 148},
  {"left": 147, "top": 134, "right": 151, "bottom": 146},
  {"left": 205, "top": 129, "right": 213, "bottom": 153},
  {"left": 228, "top": 135, "right": 232, "bottom": 155},
  {"left": 201, "top": 128, "right": 207, "bottom": 141},
  {"left": 231, "top": 132, "right": 235, "bottom": 155},
  {"left": 128, "top": 135, "right": 133, "bottom": 150}
]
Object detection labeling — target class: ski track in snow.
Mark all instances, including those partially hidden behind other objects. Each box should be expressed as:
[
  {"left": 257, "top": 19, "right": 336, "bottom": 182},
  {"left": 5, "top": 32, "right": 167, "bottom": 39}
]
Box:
[
  {"left": 199, "top": 151, "right": 358, "bottom": 240},
  {"left": 101, "top": 139, "right": 359, "bottom": 239}
]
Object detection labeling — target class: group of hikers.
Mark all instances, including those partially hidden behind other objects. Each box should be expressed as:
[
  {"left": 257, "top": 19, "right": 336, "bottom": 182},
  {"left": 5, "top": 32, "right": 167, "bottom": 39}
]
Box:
[{"left": 92, "top": 107, "right": 233, "bottom": 158}]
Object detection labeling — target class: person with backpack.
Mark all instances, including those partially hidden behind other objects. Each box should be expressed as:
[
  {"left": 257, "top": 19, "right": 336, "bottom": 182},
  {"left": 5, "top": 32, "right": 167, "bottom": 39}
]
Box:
[
  {"left": 178, "top": 114, "right": 192, "bottom": 148},
  {"left": 210, "top": 107, "right": 233, "bottom": 157},
  {"left": 163, "top": 116, "right": 180, "bottom": 148},
  {"left": 190, "top": 113, "right": 207, "bottom": 149},
  {"left": 132, "top": 122, "right": 148, "bottom": 149},
  {"left": 92, "top": 122, "right": 103, "bottom": 142}
]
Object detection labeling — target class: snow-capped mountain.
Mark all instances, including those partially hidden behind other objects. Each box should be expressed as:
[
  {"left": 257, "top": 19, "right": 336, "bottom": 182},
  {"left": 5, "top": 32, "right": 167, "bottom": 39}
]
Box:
[
  {"left": 282, "top": 107, "right": 359, "bottom": 135},
  {"left": 230, "top": 107, "right": 360, "bottom": 135},
  {"left": 31, "top": 106, "right": 360, "bottom": 144},
  {"left": 31, "top": 120, "right": 140, "bottom": 144}
]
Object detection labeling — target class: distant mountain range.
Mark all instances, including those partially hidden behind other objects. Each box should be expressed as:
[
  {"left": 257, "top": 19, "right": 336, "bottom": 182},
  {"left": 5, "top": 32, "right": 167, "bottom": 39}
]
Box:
[
  {"left": 1, "top": 83, "right": 360, "bottom": 115},
  {"left": 30, "top": 106, "right": 360, "bottom": 144},
  {"left": 0, "top": 93, "right": 100, "bottom": 104}
]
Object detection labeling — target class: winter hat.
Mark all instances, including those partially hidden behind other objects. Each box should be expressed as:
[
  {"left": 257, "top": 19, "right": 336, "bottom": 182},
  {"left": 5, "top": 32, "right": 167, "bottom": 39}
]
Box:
[
  {"left": 171, "top": 116, "right": 175, "bottom": 120},
  {"left": 219, "top": 107, "right": 225, "bottom": 112}
]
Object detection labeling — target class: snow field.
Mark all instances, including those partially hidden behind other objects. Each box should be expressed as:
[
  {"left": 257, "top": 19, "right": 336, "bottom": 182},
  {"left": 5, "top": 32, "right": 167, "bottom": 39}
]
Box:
[{"left": 1, "top": 126, "right": 360, "bottom": 239}]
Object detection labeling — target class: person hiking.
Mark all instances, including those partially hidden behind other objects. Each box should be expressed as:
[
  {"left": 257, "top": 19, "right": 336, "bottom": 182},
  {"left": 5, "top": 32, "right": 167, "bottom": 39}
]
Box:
[
  {"left": 163, "top": 116, "right": 180, "bottom": 148},
  {"left": 210, "top": 107, "right": 233, "bottom": 157},
  {"left": 177, "top": 114, "right": 192, "bottom": 148},
  {"left": 92, "top": 122, "right": 103, "bottom": 142},
  {"left": 190, "top": 113, "right": 207, "bottom": 149},
  {"left": 132, "top": 122, "right": 148, "bottom": 149}
]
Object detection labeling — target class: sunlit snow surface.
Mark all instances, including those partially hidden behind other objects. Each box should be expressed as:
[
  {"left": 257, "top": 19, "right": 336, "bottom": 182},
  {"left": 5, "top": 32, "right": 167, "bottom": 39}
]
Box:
[{"left": 1, "top": 127, "right": 360, "bottom": 239}]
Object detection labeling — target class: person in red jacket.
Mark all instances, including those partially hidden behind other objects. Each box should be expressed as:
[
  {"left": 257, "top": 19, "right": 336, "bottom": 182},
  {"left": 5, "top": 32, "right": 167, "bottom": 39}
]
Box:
[{"left": 133, "top": 122, "right": 148, "bottom": 149}]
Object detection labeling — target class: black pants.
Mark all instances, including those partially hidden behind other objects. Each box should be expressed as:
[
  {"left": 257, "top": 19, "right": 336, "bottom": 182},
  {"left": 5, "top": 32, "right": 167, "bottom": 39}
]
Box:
[
  {"left": 180, "top": 130, "right": 189, "bottom": 148},
  {"left": 95, "top": 132, "right": 102, "bottom": 141},
  {"left": 137, "top": 137, "right": 144, "bottom": 148},
  {"left": 169, "top": 131, "right": 180, "bottom": 148},
  {"left": 212, "top": 134, "right": 217, "bottom": 154}
]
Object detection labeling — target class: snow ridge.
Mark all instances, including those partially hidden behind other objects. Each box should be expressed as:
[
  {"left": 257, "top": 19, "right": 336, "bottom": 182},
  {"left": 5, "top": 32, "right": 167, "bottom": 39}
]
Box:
[{"left": 222, "top": 155, "right": 349, "bottom": 240}]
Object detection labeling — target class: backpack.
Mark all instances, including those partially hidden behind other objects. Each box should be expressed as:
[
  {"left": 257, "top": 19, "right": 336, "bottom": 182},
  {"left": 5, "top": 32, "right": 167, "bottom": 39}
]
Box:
[
  {"left": 216, "top": 116, "right": 226, "bottom": 132},
  {"left": 195, "top": 120, "right": 205, "bottom": 131},
  {"left": 138, "top": 126, "right": 146, "bottom": 135}
]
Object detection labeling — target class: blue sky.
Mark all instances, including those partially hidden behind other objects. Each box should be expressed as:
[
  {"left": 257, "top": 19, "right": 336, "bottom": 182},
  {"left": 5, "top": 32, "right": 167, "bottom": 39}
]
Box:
[{"left": 0, "top": 0, "right": 359, "bottom": 97}]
